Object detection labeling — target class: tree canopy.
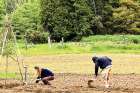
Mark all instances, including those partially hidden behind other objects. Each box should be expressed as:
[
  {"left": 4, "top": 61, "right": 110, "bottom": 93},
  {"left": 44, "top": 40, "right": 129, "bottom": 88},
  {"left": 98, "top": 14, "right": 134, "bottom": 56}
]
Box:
[{"left": 0, "top": 0, "right": 140, "bottom": 42}]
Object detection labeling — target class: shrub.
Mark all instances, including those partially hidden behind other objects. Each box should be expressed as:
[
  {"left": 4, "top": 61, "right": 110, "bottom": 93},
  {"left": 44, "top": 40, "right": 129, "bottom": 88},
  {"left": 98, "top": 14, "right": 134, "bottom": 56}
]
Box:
[
  {"left": 26, "top": 31, "right": 48, "bottom": 44},
  {"left": 132, "top": 39, "right": 139, "bottom": 44}
]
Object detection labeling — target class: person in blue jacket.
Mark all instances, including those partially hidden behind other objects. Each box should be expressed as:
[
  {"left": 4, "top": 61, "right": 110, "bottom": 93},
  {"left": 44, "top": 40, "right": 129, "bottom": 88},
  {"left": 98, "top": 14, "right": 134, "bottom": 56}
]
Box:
[
  {"left": 92, "top": 56, "right": 112, "bottom": 88},
  {"left": 34, "top": 66, "right": 54, "bottom": 85}
]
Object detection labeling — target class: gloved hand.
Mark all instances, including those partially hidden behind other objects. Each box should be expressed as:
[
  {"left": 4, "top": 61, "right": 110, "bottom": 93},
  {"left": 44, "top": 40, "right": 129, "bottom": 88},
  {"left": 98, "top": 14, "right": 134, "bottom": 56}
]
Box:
[{"left": 36, "top": 77, "right": 41, "bottom": 83}]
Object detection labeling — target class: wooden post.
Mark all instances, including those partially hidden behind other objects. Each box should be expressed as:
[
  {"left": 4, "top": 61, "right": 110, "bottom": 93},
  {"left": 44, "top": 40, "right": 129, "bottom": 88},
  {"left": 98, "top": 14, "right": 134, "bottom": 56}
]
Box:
[
  {"left": 5, "top": 55, "right": 8, "bottom": 86},
  {"left": 24, "top": 65, "right": 28, "bottom": 84},
  {"left": 17, "top": 57, "right": 24, "bottom": 81},
  {"left": 24, "top": 34, "right": 28, "bottom": 50},
  {"left": 61, "top": 37, "right": 64, "bottom": 48},
  {"left": 48, "top": 36, "right": 51, "bottom": 48}
]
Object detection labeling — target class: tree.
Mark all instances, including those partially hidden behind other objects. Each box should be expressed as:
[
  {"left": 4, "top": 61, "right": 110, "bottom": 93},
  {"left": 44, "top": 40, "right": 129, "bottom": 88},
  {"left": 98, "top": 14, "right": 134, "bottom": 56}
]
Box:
[
  {"left": 87, "top": 0, "right": 113, "bottom": 34},
  {"left": 41, "top": 0, "right": 94, "bottom": 41},
  {"left": 12, "top": 0, "right": 41, "bottom": 35},
  {"left": 112, "top": 0, "right": 140, "bottom": 34},
  {"left": 0, "top": 0, "right": 6, "bottom": 30}
]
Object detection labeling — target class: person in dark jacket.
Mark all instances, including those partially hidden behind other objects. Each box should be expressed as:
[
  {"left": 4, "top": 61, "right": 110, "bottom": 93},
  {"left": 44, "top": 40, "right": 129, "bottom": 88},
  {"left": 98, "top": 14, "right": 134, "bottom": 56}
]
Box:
[
  {"left": 34, "top": 66, "right": 54, "bottom": 85},
  {"left": 92, "top": 56, "right": 112, "bottom": 88}
]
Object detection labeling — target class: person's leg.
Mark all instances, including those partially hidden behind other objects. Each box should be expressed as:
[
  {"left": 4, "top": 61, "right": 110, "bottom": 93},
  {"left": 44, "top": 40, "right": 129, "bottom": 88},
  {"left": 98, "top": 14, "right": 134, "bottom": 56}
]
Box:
[
  {"left": 42, "top": 76, "right": 54, "bottom": 85},
  {"left": 105, "top": 68, "right": 111, "bottom": 88}
]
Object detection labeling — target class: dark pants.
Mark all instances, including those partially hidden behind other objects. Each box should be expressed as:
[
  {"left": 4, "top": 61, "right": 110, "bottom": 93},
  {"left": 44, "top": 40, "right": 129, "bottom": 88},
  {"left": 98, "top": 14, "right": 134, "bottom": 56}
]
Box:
[{"left": 42, "top": 76, "right": 54, "bottom": 85}]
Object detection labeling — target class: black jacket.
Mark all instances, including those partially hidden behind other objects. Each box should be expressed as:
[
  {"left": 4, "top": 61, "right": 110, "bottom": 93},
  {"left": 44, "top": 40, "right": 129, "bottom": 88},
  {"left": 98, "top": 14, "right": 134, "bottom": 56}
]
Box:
[
  {"left": 92, "top": 56, "right": 112, "bottom": 76},
  {"left": 41, "top": 68, "right": 54, "bottom": 78}
]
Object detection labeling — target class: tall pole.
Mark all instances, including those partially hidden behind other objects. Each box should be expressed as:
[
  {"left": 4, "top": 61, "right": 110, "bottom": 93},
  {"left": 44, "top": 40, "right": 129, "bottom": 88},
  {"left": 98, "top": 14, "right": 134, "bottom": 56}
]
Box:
[
  {"left": 48, "top": 35, "right": 51, "bottom": 48},
  {"left": 5, "top": 55, "right": 8, "bottom": 86},
  {"left": 0, "top": 15, "right": 9, "bottom": 62},
  {"left": 24, "top": 65, "right": 28, "bottom": 85}
]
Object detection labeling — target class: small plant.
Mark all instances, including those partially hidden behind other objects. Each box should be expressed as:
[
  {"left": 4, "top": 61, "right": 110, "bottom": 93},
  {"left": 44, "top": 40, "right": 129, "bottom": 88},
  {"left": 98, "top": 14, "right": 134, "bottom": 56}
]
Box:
[{"left": 132, "top": 39, "right": 139, "bottom": 44}]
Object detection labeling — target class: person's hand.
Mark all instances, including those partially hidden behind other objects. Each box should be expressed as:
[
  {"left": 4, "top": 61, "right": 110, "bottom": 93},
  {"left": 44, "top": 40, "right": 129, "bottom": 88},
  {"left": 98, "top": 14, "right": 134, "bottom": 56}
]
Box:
[{"left": 36, "top": 78, "right": 41, "bottom": 83}]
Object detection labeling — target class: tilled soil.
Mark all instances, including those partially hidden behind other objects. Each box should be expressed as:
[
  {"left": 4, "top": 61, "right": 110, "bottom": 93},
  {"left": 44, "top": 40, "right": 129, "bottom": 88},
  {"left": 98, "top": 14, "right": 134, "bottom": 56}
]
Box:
[{"left": 0, "top": 74, "right": 140, "bottom": 93}]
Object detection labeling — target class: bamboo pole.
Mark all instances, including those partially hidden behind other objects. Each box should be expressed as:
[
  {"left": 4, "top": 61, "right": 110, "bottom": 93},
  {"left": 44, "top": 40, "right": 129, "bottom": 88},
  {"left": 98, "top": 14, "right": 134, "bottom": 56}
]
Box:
[
  {"left": 5, "top": 55, "right": 8, "bottom": 86},
  {"left": 9, "top": 56, "right": 24, "bottom": 81}
]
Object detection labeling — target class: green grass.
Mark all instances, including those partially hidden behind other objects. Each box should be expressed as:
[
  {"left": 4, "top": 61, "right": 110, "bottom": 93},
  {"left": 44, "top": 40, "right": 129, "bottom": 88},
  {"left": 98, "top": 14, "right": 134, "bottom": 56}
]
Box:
[
  {"left": 81, "top": 35, "right": 140, "bottom": 43},
  {"left": 17, "top": 35, "right": 140, "bottom": 56},
  {"left": 0, "top": 73, "right": 17, "bottom": 79}
]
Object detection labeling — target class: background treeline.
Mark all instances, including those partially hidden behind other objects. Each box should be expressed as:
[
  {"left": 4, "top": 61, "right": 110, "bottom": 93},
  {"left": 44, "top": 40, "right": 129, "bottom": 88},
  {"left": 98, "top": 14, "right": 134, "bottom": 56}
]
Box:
[{"left": 0, "top": 0, "right": 140, "bottom": 43}]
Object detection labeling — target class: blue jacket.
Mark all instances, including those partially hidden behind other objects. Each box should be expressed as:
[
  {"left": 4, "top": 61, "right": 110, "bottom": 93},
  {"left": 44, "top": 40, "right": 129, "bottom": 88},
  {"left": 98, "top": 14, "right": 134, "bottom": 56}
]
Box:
[
  {"left": 92, "top": 56, "right": 112, "bottom": 76},
  {"left": 41, "top": 68, "right": 54, "bottom": 78}
]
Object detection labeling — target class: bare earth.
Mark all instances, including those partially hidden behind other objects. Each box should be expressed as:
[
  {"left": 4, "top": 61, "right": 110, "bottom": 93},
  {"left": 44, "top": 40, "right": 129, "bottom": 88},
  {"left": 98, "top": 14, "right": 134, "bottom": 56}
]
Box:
[
  {"left": 0, "top": 54, "right": 140, "bottom": 93},
  {"left": 0, "top": 74, "right": 140, "bottom": 93}
]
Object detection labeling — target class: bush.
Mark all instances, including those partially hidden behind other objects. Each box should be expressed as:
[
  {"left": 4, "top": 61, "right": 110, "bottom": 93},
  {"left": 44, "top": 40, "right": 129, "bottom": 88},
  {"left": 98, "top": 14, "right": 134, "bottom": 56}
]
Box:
[
  {"left": 132, "top": 39, "right": 139, "bottom": 44},
  {"left": 26, "top": 31, "right": 49, "bottom": 44}
]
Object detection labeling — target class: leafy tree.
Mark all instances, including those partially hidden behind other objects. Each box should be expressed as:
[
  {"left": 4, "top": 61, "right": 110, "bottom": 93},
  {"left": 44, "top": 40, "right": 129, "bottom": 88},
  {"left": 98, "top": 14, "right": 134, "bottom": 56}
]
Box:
[
  {"left": 1, "top": 0, "right": 140, "bottom": 43},
  {"left": 112, "top": 0, "right": 140, "bottom": 34},
  {"left": 12, "top": 0, "right": 41, "bottom": 35},
  {"left": 41, "top": 0, "right": 94, "bottom": 41},
  {"left": 0, "top": 0, "right": 5, "bottom": 30}
]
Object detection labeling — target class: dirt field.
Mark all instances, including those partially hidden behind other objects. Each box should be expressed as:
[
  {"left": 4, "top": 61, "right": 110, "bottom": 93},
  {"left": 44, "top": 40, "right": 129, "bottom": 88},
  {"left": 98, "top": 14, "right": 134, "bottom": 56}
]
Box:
[
  {"left": 0, "top": 53, "right": 140, "bottom": 93},
  {"left": 0, "top": 74, "right": 140, "bottom": 93}
]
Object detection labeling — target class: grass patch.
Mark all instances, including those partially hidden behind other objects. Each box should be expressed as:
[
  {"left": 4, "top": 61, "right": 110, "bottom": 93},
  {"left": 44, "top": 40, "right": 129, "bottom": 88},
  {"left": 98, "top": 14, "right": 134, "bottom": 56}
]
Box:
[
  {"left": 19, "top": 42, "right": 140, "bottom": 56},
  {"left": 81, "top": 35, "right": 140, "bottom": 44},
  {"left": 0, "top": 73, "right": 17, "bottom": 79},
  {"left": 16, "top": 35, "right": 140, "bottom": 56}
]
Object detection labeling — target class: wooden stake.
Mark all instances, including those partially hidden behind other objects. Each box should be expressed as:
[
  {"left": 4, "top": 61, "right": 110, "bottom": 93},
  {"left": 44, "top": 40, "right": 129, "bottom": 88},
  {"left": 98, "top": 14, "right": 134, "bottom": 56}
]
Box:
[
  {"left": 24, "top": 65, "right": 28, "bottom": 83},
  {"left": 48, "top": 36, "right": 51, "bottom": 48},
  {"left": 5, "top": 55, "right": 8, "bottom": 86},
  {"left": 61, "top": 37, "right": 64, "bottom": 48}
]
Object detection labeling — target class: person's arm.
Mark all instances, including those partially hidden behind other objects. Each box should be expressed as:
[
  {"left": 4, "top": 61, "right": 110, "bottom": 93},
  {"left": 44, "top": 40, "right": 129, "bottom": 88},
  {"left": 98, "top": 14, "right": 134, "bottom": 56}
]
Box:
[
  {"left": 36, "top": 69, "right": 42, "bottom": 83},
  {"left": 95, "top": 62, "right": 99, "bottom": 78}
]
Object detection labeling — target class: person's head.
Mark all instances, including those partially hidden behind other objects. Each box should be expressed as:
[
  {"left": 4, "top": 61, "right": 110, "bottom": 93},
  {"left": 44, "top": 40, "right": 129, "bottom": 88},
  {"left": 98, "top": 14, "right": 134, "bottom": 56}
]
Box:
[
  {"left": 34, "top": 66, "right": 40, "bottom": 71},
  {"left": 92, "top": 56, "right": 98, "bottom": 63}
]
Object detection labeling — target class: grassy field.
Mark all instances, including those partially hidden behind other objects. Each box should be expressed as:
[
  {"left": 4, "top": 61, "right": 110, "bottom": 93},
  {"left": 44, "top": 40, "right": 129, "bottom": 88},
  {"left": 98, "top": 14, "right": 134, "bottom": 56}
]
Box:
[{"left": 18, "top": 35, "right": 140, "bottom": 56}]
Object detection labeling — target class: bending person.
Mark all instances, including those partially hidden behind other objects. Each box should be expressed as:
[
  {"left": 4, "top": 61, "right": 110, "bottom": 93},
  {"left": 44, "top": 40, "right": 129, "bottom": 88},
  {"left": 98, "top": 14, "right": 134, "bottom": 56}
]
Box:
[
  {"left": 34, "top": 66, "right": 54, "bottom": 85},
  {"left": 92, "top": 56, "right": 112, "bottom": 88}
]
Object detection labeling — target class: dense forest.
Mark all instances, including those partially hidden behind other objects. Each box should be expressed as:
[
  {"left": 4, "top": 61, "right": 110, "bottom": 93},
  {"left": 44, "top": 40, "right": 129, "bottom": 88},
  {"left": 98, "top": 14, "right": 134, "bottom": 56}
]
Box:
[{"left": 0, "top": 0, "right": 140, "bottom": 42}]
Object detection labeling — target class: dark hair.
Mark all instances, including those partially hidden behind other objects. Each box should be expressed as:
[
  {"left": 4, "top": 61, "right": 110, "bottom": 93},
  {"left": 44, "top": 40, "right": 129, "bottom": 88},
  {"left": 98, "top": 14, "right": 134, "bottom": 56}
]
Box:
[
  {"left": 92, "top": 56, "right": 98, "bottom": 63},
  {"left": 34, "top": 66, "right": 39, "bottom": 69}
]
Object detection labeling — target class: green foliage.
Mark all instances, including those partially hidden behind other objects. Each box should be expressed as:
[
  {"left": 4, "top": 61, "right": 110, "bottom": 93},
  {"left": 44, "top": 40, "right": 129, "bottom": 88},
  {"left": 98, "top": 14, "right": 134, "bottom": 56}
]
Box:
[
  {"left": 132, "top": 38, "right": 139, "bottom": 44},
  {"left": 82, "top": 35, "right": 140, "bottom": 44},
  {"left": 11, "top": 0, "right": 41, "bottom": 35},
  {"left": 88, "top": 0, "right": 115, "bottom": 34},
  {"left": 112, "top": 0, "right": 140, "bottom": 34},
  {"left": 0, "top": 0, "right": 5, "bottom": 30},
  {"left": 1, "top": 0, "right": 140, "bottom": 43},
  {"left": 41, "top": 0, "right": 94, "bottom": 41},
  {"left": 18, "top": 35, "right": 140, "bottom": 56},
  {"left": 6, "top": 0, "right": 17, "bottom": 14},
  {"left": 0, "top": 30, "right": 17, "bottom": 56},
  {"left": 2, "top": 41, "right": 16, "bottom": 56},
  {"left": 26, "top": 31, "right": 48, "bottom": 44}
]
